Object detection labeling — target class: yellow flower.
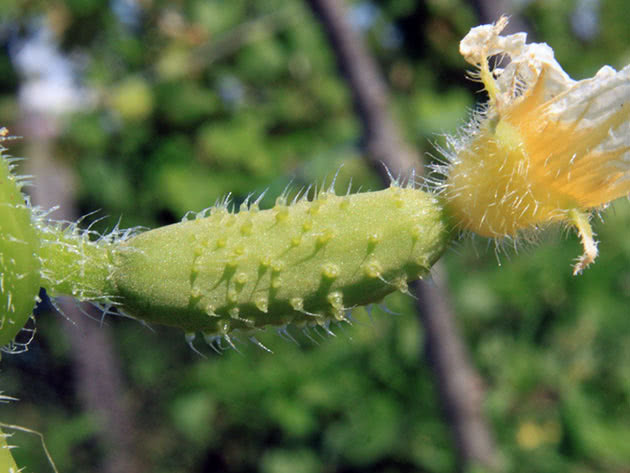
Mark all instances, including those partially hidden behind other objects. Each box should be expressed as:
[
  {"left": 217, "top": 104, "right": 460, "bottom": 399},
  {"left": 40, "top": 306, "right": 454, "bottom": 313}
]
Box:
[{"left": 442, "top": 17, "right": 630, "bottom": 274}]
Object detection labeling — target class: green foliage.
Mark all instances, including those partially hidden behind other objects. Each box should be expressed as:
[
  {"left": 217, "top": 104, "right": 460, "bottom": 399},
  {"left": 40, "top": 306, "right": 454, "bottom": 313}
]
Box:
[
  {"left": 445, "top": 199, "right": 630, "bottom": 472},
  {"left": 1, "top": 1, "right": 630, "bottom": 473}
]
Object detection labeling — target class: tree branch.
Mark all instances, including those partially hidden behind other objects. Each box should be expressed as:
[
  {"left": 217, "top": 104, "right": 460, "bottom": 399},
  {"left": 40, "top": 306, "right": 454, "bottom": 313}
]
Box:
[{"left": 306, "top": 0, "right": 419, "bottom": 180}]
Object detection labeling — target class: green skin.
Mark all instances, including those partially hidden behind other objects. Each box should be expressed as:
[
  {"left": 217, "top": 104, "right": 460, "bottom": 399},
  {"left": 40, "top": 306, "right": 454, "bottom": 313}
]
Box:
[
  {"left": 110, "top": 187, "right": 451, "bottom": 334},
  {"left": 0, "top": 149, "right": 41, "bottom": 347},
  {"left": 0, "top": 427, "right": 19, "bottom": 472}
]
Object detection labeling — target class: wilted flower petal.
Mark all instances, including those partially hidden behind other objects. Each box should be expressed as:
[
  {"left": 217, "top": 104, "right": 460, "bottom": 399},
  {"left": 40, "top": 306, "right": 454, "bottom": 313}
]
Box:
[{"left": 443, "top": 17, "right": 630, "bottom": 273}]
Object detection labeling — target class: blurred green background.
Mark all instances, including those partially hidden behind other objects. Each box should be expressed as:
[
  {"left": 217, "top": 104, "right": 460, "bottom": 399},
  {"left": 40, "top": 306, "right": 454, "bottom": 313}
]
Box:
[{"left": 2, "top": 0, "right": 630, "bottom": 472}]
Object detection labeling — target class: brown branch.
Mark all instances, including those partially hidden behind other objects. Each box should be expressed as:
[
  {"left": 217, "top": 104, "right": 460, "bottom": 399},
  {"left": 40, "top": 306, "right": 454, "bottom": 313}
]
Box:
[
  {"left": 305, "top": 0, "right": 500, "bottom": 470},
  {"left": 305, "top": 0, "right": 419, "bottom": 180},
  {"left": 412, "top": 273, "right": 500, "bottom": 470}
]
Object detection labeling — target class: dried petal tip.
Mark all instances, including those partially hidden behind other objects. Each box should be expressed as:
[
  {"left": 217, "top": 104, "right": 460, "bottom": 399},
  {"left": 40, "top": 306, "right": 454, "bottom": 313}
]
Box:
[
  {"left": 444, "top": 17, "right": 630, "bottom": 273},
  {"left": 568, "top": 209, "right": 598, "bottom": 275}
]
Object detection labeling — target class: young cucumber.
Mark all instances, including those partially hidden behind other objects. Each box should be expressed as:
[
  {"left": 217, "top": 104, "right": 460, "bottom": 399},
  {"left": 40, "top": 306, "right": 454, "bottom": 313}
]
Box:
[{"left": 111, "top": 186, "right": 451, "bottom": 335}]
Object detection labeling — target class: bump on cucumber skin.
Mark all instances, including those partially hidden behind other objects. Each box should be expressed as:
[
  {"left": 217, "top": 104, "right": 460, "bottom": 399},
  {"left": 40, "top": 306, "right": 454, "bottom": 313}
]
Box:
[
  {"left": 0, "top": 145, "right": 41, "bottom": 348},
  {"left": 112, "top": 186, "right": 451, "bottom": 335}
]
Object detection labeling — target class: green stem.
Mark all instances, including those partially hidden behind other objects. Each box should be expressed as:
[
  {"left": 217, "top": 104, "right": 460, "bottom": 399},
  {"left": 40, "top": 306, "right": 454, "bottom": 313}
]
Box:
[{"left": 38, "top": 224, "right": 114, "bottom": 302}]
